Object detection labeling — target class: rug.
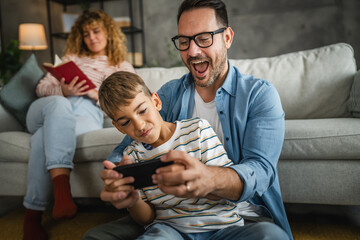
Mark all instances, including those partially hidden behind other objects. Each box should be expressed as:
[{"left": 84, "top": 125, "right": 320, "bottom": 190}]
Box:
[{"left": 0, "top": 206, "right": 359, "bottom": 240}]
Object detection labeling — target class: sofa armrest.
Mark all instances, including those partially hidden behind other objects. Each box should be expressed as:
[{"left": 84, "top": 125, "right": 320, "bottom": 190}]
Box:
[
  {"left": 0, "top": 104, "right": 24, "bottom": 132},
  {"left": 348, "top": 69, "right": 360, "bottom": 117}
]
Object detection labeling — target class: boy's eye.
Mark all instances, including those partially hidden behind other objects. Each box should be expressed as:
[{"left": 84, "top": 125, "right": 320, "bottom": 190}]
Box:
[
  {"left": 139, "top": 108, "right": 147, "bottom": 114},
  {"left": 120, "top": 120, "right": 130, "bottom": 127}
]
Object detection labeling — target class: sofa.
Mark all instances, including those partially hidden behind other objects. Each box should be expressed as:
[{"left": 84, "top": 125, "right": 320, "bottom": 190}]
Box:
[{"left": 0, "top": 43, "right": 359, "bottom": 206}]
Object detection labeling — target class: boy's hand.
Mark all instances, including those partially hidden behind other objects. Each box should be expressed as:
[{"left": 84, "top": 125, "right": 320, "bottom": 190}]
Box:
[
  {"left": 100, "top": 157, "right": 139, "bottom": 210},
  {"left": 104, "top": 159, "right": 135, "bottom": 193}
]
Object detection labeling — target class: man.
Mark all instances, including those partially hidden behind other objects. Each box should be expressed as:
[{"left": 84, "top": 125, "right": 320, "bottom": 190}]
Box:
[{"left": 83, "top": 0, "right": 292, "bottom": 239}]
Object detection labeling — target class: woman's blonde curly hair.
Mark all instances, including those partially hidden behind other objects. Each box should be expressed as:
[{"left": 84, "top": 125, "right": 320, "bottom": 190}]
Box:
[{"left": 64, "top": 9, "right": 127, "bottom": 66}]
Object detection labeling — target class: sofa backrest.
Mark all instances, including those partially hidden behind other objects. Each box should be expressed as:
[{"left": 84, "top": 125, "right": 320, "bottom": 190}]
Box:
[
  {"left": 232, "top": 43, "right": 356, "bottom": 119},
  {"left": 136, "top": 66, "right": 189, "bottom": 93},
  {"left": 137, "top": 43, "right": 357, "bottom": 119}
]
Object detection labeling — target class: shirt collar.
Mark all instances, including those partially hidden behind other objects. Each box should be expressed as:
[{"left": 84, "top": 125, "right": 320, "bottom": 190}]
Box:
[{"left": 220, "top": 60, "right": 236, "bottom": 96}]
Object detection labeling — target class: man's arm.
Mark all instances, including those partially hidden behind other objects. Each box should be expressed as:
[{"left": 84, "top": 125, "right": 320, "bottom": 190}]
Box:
[
  {"left": 154, "top": 150, "right": 243, "bottom": 201},
  {"left": 106, "top": 135, "right": 133, "bottom": 162},
  {"left": 230, "top": 83, "right": 285, "bottom": 202}
]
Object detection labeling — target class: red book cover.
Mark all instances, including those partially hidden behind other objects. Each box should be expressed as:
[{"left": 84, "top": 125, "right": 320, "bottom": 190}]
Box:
[{"left": 43, "top": 57, "right": 96, "bottom": 90}]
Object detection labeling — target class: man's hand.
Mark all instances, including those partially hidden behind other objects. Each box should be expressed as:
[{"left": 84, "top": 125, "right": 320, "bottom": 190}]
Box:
[
  {"left": 60, "top": 76, "right": 90, "bottom": 97},
  {"left": 99, "top": 157, "right": 139, "bottom": 210},
  {"left": 153, "top": 150, "right": 243, "bottom": 201}
]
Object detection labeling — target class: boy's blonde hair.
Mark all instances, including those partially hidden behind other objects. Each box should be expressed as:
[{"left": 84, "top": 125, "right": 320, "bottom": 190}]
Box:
[{"left": 99, "top": 71, "right": 152, "bottom": 120}]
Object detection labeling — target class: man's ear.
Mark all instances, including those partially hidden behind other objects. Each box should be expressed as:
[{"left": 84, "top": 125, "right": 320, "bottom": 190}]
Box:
[
  {"left": 224, "top": 27, "right": 234, "bottom": 49},
  {"left": 151, "top": 92, "right": 162, "bottom": 111},
  {"left": 112, "top": 120, "right": 126, "bottom": 134}
]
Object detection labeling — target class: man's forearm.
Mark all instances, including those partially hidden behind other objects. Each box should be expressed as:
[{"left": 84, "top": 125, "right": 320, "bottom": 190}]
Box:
[{"left": 209, "top": 166, "right": 243, "bottom": 201}]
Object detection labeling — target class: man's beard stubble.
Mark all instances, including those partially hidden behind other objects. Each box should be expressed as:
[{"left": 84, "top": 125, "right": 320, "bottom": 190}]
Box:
[{"left": 191, "top": 50, "right": 227, "bottom": 88}]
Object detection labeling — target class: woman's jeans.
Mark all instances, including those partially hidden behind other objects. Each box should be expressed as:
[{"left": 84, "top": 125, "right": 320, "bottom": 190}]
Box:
[{"left": 23, "top": 96, "right": 103, "bottom": 211}]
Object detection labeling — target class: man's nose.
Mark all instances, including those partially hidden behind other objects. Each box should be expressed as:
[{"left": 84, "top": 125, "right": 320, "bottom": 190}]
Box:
[{"left": 187, "top": 39, "right": 202, "bottom": 56}]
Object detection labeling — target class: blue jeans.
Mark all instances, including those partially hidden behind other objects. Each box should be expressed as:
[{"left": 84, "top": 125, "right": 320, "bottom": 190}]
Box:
[
  {"left": 137, "top": 222, "right": 289, "bottom": 240},
  {"left": 23, "top": 96, "right": 103, "bottom": 211}
]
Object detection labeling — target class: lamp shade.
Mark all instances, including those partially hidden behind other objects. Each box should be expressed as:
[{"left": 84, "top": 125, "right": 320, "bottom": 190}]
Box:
[{"left": 19, "top": 23, "right": 48, "bottom": 50}]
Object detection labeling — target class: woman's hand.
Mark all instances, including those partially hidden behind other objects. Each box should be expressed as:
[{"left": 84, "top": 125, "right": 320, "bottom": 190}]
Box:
[
  {"left": 60, "top": 76, "right": 90, "bottom": 97},
  {"left": 99, "top": 157, "right": 140, "bottom": 210},
  {"left": 87, "top": 89, "right": 99, "bottom": 102}
]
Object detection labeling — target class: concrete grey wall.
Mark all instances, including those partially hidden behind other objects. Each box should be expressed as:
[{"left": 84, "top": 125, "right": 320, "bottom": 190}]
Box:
[
  {"left": 142, "top": 0, "right": 360, "bottom": 68},
  {"left": 1, "top": 0, "right": 359, "bottom": 69}
]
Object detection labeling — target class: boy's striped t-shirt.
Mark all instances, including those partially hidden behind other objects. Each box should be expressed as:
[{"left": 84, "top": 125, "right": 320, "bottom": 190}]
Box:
[{"left": 123, "top": 118, "right": 244, "bottom": 233}]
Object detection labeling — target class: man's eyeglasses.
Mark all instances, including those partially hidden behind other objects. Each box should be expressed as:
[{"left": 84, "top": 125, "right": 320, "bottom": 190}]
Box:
[{"left": 171, "top": 27, "right": 227, "bottom": 51}]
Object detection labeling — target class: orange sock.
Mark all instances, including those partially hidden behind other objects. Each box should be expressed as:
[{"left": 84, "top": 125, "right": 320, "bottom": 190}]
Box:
[
  {"left": 52, "top": 174, "right": 77, "bottom": 219},
  {"left": 23, "top": 209, "right": 47, "bottom": 240}
]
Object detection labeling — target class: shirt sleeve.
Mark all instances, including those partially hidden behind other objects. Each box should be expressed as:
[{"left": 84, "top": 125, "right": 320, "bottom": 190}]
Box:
[
  {"left": 117, "top": 60, "right": 136, "bottom": 73},
  {"left": 36, "top": 72, "right": 64, "bottom": 97},
  {"left": 107, "top": 135, "right": 134, "bottom": 162},
  {"left": 230, "top": 83, "right": 285, "bottom": 202}
]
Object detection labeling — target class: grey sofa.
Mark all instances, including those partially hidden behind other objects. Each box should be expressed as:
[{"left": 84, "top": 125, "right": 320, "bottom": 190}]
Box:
[{"left": 0, "top": 43, "right": 359, "bottom": 206}]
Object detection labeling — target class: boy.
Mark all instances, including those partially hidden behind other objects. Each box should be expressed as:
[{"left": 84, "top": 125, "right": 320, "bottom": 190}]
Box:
[{"left": 98, "top": 71, "right": 247, "bottom": 239}]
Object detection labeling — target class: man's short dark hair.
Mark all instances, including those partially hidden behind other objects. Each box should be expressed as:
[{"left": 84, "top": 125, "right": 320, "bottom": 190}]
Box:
[{"left": 177, "top": 0, "right": 228, "bottom": 27}]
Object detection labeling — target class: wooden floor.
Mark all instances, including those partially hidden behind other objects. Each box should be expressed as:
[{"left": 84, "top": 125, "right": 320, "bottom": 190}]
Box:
[{"left": 0, "top": 198, "right": 359, "bottom": 240}]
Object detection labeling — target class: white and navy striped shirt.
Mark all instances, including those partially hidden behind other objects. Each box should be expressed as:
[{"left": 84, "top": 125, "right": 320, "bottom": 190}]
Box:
[{"left": 123, "top": 118, "right": 245, "bottom": 233}]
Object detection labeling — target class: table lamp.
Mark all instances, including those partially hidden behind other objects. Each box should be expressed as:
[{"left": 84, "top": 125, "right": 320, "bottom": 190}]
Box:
[{"left": 18, "top": 23, "right": 47, "bottom": 51}]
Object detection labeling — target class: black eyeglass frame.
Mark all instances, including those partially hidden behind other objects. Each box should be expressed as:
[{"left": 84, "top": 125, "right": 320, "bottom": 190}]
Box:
[{"left": 171, "top": 27, "right": 227, "bottom": 51}]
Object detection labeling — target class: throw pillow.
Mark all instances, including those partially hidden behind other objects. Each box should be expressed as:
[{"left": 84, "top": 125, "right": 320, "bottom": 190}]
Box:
[{"left": 0, "top": 54, "right": 44, "bottom": 127}]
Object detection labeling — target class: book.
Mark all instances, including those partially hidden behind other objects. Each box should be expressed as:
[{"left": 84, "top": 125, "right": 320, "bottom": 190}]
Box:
[{"left": 43, "top": 55, "right": 96, "bottom": 90}]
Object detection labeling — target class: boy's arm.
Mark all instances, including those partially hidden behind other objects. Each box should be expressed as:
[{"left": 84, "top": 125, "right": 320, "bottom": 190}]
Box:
[
  {"left": 127, "top": 197, "right": 155, "bottom": 226},
  {"left": 112, "top": 147, "right": 155, "bottom": 226}
]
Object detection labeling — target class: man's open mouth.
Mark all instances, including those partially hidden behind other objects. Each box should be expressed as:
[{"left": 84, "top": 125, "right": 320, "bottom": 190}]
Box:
[{"left": 192, "top": 60, "right": 209, "bottom": 74}]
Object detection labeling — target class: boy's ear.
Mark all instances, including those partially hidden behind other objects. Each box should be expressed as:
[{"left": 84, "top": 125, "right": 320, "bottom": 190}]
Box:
[
  {"left": 112, "top": 120, "right": 126, "bottom": 134},
  {"left": 151, "top": 92, "right": 162, "bottom": 111}
]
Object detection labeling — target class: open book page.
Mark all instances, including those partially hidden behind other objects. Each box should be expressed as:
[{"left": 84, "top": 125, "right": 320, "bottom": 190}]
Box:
[
  {"left": 54, "top": 54, "right": 62, "bottom": 66},
  {"left": 42, "top": 55, "right": 96, "bottom": 90}
]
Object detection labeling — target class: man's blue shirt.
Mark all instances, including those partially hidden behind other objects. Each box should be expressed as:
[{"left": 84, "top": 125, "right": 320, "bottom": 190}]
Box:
[{"left": 108, "top": 61, "right": 293, "bottom": 239}]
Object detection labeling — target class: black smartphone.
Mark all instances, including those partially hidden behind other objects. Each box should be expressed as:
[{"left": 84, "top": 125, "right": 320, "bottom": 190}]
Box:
[{"left": 113, "top": 158, "right": 174, "bottom": 189}]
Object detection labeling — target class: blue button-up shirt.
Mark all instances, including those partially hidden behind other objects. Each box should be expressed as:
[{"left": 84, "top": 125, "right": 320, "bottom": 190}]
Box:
[{"left": 108, "top": 61, "right": 293, "bottom": 239}]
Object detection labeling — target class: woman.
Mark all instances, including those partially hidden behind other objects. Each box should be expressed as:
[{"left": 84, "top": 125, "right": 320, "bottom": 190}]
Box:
[{"left": 23, "top": 9, "right": 135, "bottom": 240}]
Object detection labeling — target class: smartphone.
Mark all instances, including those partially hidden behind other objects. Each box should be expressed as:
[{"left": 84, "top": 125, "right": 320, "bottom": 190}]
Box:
[{"left": 113, "top": 158, "right": 173, "bottom": 189}]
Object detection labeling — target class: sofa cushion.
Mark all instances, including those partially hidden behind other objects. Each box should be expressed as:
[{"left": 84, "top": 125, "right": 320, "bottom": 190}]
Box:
[
  {"left": 0, "top": 54, "right": 44, "bottom": 128},
  {"left": 0, "top": 104, "right": 23, "bottom": 132},
  {"left": 281, "top": 118, "right": 360, "bottom": 160},
  {"left": 231, "top": 43, "right": 357, "bottom": 119},
  {"left": 0, "top": 127, "right": 124, "bottom": 164},
  {"left": 0, "top": 131, "right": 31, "bottom": 163},
  {"left": 73, "top": 128, "right": 124, "bottom": 163}
]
